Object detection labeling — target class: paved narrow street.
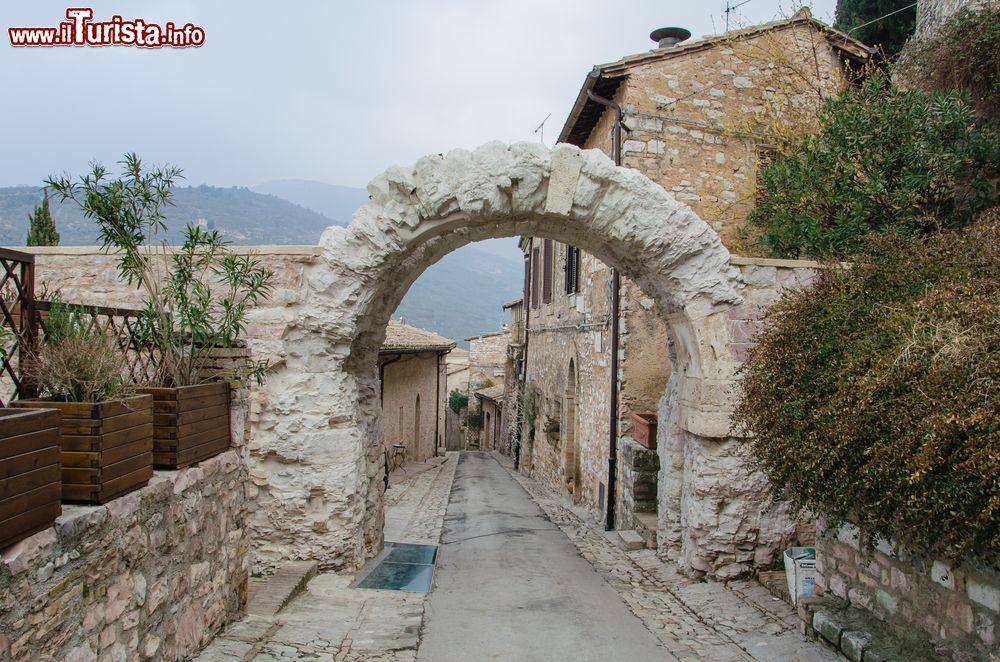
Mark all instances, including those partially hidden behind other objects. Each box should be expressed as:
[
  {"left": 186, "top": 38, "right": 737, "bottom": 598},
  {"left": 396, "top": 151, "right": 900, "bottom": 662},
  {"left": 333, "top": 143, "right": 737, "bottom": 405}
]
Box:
[
  {"left": 418, "top": 452, "right": 666, "bottom": 661},
  {"left": 199, "top": 451, "right": 839, "bottom": 661}
]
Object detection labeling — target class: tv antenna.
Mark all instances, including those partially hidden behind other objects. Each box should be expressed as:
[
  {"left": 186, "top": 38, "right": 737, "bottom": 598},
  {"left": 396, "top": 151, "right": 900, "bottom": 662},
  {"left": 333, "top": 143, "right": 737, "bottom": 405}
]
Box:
[
  {"left": 724, "top": 0, "right": 753, "bottom": 31},
  {"left": 533, "top": 113, "right": 552, "bottom": 145}
]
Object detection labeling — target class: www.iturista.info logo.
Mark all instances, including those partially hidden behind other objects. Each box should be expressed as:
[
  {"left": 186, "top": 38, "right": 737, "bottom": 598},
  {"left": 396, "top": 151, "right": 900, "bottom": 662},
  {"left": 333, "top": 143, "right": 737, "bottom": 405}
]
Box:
[{"left": 8, "top": 8, "right": 205, "bottom": 48}]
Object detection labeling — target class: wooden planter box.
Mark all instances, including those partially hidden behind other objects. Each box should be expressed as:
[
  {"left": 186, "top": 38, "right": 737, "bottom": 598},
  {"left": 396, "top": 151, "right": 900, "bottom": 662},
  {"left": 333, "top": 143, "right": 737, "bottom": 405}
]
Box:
[
  {"left": 137, "top": 382, "right": 231, "bottom": 469},
  {"left": 631, "top": 412, "right": 657, "bottom": 450},
  {"left": 0, "top": 408, "right": 62, "bottom": 549},
  {"left": 11, "top": 395, "right": 153, "bottom": 504}
]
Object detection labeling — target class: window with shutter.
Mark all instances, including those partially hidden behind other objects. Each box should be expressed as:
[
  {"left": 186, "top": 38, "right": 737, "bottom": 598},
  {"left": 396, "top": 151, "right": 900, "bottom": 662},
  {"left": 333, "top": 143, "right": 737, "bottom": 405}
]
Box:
[
  {"left": 523, "top": 254, "right": 530, "bottom": 307},
  {"left": 531, "top": 245, "right": 540, "bottom": 309},
  {"left": 565, "top": 245, "right": 579, "bottom": 295},
  {"left": 542, "top": 239, "right": 553, "bottom": 304}
]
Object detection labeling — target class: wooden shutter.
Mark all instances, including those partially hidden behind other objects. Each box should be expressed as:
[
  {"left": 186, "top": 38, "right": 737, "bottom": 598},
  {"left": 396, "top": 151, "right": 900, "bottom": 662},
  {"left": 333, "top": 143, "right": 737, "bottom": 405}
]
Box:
[
  {"left": 531, "top": 246, "right": 540, "bottom": 309},
  {"left": 523, "top": 255, "right": 530, "bottom": 307},
  {"left": 542, "top": 240, "right": 553, "bottom": 304},
  {"left": 565, "top": 245, "right": 579, "bottom": 295}
]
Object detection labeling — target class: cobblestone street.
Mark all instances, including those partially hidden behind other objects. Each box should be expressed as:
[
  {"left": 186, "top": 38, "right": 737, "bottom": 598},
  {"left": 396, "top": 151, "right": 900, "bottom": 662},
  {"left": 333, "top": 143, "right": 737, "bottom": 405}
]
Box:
[{"left": 198, "top": 452, "right": 837, "bottom": 661}]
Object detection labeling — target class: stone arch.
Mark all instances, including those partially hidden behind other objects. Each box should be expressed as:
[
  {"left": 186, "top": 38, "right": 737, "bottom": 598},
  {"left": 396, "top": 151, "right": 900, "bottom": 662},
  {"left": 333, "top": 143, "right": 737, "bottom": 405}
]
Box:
[{"left": 252, "top": 141, "right": 757, "bottom": 575}]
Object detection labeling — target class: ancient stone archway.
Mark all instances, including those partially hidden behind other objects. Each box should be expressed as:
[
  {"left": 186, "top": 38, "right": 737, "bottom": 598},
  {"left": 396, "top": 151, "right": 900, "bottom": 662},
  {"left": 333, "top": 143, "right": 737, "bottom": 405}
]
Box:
[{"left": 251, "top": 141, "right": 776, "bottom": 577}]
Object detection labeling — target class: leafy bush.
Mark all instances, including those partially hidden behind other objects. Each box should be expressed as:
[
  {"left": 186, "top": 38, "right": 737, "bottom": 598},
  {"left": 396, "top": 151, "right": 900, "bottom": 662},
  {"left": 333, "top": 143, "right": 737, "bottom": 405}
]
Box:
[
  {"left": 46, "top": 154, "right": 274, "bottom": 387},
  {"left": 448, "top": 389, "right": 468, "bottom": 415},
  {"left": 750, "top": 71, "right": 1000, "bottom": 258},
  {"left": 904, "top": 4, "right": 1000, "bottom": 127},
  {"left": 32, "top": 302, "right": 128, "bottom": 402},
  {"left": 733, "top": 213, "right": 1000, "bottom": 559}
]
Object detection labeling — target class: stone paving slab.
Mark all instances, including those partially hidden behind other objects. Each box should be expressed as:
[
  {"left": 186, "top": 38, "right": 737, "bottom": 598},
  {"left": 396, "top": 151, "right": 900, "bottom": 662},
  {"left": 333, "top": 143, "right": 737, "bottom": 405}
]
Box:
[{"left": 195, "top": 453, "right": 458, "bottom": 662}]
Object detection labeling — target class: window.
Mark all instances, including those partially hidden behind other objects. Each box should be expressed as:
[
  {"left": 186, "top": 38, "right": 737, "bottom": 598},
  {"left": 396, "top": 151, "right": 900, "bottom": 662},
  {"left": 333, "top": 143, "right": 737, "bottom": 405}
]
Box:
[
  {"left": 531, "top": 245, "right": 540, "bottom": 309},
  {"left": 564, "top": 245, "right": 580, "bottom": 295},
  {"left": 542, "top": 239, "right": 553, "bottom": 304},
  {"left": 523, "top": 254, "right": 530, "bottom": 308}
]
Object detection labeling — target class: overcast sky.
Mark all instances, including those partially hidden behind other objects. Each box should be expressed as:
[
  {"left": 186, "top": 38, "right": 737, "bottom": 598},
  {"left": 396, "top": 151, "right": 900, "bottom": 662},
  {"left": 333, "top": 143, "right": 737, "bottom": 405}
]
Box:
[{"left": 1, "top": 0, "right": 837, "bottom": 189}]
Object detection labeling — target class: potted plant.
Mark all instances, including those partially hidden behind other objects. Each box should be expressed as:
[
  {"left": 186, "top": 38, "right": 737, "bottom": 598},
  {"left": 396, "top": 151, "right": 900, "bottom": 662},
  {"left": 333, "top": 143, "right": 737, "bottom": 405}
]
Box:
[
  {"left": 630, "top": 411, "right": 657, "bottom": 450},
  {"left": 47, "top": 154, "right": 273, "bottom": 469},
  {"left": 12, "top": 302, "right": 153, "bottom": 504},
  {"left": 0, "top": 326, "right": 62, "bottom": 548}
]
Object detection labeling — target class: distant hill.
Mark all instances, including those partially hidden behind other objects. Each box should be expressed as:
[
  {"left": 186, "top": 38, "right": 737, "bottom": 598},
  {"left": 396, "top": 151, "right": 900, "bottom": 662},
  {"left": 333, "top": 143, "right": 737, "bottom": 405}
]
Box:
[
  {"left": 252, "top": 180, "right": 371, "bottom": 225},
  {"left": 0, "top": 181, "right": 523, "bottom": 348},
  {"left": 0, "top": 185, "right": 342, "bottom": 246},
  {"left": 395, "top": 246, "right": 521, "bottom": 347}
]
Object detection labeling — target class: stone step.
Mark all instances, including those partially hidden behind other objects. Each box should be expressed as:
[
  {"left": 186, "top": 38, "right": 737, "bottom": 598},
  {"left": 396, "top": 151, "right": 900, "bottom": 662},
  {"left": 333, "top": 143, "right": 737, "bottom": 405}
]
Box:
[
  {"left": 614, "top": 529, "right": 646, "bottom": 551},
  {"left": 633, "top": 512, "right": 658, "bottom": 550},
  {"left": 246, "top": 560, "right": 318, "bottom": 617}
]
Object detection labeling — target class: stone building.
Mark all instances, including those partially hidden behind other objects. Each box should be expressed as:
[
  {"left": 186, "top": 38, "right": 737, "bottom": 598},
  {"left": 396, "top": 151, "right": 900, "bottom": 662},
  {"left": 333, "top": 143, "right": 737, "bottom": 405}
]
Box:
[
  {"left": 473, "top": 385, "right": 504, "bottom": 451},
  {"left": 510, "top": 11, "right": 869, "bottom": 541},
  {"left": 465, "top": 330, "right": 507, "bottom": 392},
  {"left": 379, "top": 319, "right": 455, "bottom": 465}
]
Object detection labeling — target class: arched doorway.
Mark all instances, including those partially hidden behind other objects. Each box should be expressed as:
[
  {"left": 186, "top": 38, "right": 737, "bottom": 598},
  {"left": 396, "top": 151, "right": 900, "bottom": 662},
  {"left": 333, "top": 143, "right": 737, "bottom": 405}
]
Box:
[
  {"left": 252, "top": 142, "right": 765, "bottom": 576},
  {"left": 563, "top": 359, "right": 579, "bottom": 497}
]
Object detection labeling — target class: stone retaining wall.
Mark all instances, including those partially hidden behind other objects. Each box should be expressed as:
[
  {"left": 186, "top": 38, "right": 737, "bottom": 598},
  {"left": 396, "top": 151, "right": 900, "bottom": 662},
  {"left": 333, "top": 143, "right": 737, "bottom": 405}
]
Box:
[
  {"left": 816, "top": 526, "right": 999, "bottom": 659},
  {"left": 0, "top": 449, "right": 249, "bottom": 661}
]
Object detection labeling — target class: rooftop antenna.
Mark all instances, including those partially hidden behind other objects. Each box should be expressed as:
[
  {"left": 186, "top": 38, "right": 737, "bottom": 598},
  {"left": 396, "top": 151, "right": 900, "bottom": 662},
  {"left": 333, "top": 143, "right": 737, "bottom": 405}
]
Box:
[
  {"left": 724, "top": 0, "right": 753, "bottom": 31},
  {"left": 533, "top": 113, "right": 552, "bottom": 145}
]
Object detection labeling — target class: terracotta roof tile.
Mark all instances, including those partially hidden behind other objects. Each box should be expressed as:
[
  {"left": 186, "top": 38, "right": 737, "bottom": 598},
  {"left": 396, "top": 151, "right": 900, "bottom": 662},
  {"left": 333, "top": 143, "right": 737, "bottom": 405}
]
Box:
[{"left": 380, "top": 320, "right": 456, "bottom": 353}]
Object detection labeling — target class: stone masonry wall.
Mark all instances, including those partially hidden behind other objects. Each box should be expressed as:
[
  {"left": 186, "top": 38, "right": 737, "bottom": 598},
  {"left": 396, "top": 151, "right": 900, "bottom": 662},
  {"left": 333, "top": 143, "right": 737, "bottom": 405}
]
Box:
[
  {"left": 816, "top": 526, "right": 1000, "bottom": 659},
  {"left": 0, "top": 450, "right": 249, "bottom": 661}
]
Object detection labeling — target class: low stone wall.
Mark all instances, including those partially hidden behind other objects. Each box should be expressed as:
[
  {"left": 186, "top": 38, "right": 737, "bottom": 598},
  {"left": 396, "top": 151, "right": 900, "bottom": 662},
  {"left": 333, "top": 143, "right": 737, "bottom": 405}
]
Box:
[
  {"left": 0, "top": 450, "right": 249, "bottom": 662},
  {"left": 816, "top": 526, "right": 999, "bottom": 659}
]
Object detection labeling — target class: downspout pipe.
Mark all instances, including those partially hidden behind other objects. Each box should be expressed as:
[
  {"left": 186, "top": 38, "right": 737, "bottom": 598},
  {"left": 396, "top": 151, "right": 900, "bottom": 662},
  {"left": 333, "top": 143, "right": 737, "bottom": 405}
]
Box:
[
  {"left": 586, "top": 87, "right": 623, "bottom": 532},
  {"left": 379, "top": 354, "right": 402, "bottom": 403},
  {"left": 517, "top": 250, "right": 531, "bottom": 472},
  {"left": 435, "top": 351, "right": 442, "bottom": 458}
]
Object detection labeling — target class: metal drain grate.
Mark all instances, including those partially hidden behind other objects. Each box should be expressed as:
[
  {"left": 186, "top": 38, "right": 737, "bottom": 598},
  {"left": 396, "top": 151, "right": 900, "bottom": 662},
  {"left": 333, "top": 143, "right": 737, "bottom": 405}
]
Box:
[{"left": 355, "top": 542, "right": 438, "bottom": 592}]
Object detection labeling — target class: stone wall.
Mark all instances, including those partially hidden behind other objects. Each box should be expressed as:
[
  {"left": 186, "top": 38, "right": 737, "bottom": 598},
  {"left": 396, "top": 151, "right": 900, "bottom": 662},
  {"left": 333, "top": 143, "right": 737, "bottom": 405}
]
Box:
[
  {"left": 0, "top": 450, "right": 249, "bottom": 661},
  {"left": 816, "top": 526, "right": 999, "bottom": 659}
]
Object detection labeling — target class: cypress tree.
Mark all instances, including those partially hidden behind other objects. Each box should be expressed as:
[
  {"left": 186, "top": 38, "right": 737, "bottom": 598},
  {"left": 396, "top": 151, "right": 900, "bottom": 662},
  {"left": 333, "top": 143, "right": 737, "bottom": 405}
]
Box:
[
  {"left": 26, "top": 191, "right": 59, "bottom": 246},
  {"left": 835, "top": 0, "right": 917, "bottom": 57}
]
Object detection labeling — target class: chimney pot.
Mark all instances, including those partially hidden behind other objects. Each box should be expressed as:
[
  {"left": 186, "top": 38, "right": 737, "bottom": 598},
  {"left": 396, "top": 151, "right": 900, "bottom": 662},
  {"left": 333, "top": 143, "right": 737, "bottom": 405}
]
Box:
[{"left": 650, "top": 27, "right": 692, "bottom": 49}]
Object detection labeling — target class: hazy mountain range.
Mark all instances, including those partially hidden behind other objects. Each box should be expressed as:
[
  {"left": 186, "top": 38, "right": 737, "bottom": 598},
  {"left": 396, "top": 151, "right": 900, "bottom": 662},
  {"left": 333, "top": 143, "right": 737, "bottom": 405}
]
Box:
[{"left": 0, "top": 180, "right": 521, "bottom": 347}]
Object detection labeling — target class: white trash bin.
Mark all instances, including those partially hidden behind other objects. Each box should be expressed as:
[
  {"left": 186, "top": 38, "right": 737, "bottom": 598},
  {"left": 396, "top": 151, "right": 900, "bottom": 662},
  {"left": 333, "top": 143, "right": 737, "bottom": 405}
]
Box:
[{"left": 784, "top": 547, "right": 816, "bottom": 606}]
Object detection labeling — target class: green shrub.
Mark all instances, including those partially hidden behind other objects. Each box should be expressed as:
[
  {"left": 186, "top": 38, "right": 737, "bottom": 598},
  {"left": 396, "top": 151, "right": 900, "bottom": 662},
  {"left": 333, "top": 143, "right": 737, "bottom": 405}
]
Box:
[
  {"left": 904, "top": 4, "right": 1000, "bottom": 127},
  {"left": 448, "top": 389, "right": 468, "bottom": 415},
  {"left": 32, "top": 301, "right": 128, "bottom": 402},
  {"left": 733, "top": 213, "right": 1000, "bottom": 559},
  {"left": 835, "top": 0, "right": 916, "bottom": 58},
  {"left": 750, "top": 71, "right": 1000, "bottom": 258}
]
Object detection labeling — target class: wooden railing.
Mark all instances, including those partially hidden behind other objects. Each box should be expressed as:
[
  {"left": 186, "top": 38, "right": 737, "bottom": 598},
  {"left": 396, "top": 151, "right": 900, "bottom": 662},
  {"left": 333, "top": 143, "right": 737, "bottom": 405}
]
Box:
[
  {"left": 35, "top": 300, "right": 163, "bottom": 388},
  {"left": 0, "top": 248, "right": 37, "bottom": 405}
]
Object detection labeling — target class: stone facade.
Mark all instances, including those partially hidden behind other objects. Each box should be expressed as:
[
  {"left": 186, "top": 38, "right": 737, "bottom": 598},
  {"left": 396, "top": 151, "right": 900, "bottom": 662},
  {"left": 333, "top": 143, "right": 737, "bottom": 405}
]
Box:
[
  {"left": 465, "top": 331, "right": 506, "bottom": 392},
  {"left": 816, "top": 527, "right": 1000, "bottom": 659},
  {"left": 0, "top": 449, "right": 249, "bottom": 661}
]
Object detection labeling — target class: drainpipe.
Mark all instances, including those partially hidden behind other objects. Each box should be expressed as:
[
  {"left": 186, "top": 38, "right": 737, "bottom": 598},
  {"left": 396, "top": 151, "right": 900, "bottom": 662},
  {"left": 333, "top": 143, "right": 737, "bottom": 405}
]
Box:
[
  {"left": 517, "top": 247, "right": 531, "bottom": 472},
  {"left": 379, "top": 354, "right": 401, "bottom": 403},
  {"left": 435, "top": 351, "right": 442, "bottom": 458},
  {"left": 586, "top": 87, "right": 623, "bottom": 532}
]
